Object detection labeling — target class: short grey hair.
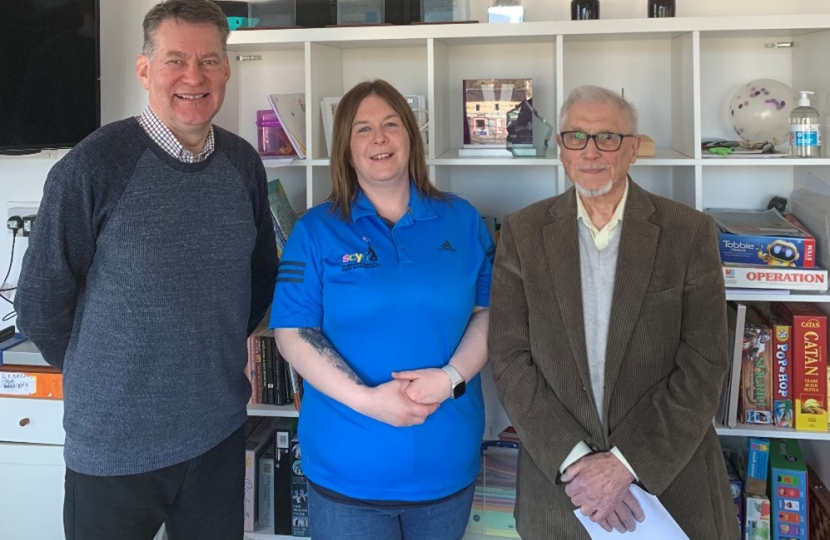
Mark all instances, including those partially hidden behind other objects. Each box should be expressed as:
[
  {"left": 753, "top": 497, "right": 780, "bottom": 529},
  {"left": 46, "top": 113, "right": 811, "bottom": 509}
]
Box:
[
  {"left": 559, "top": 85, "right": 639, "bottom": 134},
  {"left": 142, "top": 0, "right": 230, "bottom": 58}
]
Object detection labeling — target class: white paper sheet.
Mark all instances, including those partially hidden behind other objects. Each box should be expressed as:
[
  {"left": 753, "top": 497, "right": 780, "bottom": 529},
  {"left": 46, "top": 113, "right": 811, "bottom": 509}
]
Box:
[{"left": 574, "top": 485, "right": 690, "bottom": 540}]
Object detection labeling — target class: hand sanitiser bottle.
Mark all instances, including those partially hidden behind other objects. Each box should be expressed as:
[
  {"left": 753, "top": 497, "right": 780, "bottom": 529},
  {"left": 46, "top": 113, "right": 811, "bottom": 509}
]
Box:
[{"left": 789, "top": 91, "right": 821, "bottom": 158}]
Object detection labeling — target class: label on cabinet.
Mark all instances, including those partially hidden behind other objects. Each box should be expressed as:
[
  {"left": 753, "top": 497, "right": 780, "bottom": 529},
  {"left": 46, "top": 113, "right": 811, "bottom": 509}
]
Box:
[
  {"left": 0, "top": 372, "right": 36, "bottom": 395},
  {"left": 0, "top": 367, "right": 63, "bottom": 399}
]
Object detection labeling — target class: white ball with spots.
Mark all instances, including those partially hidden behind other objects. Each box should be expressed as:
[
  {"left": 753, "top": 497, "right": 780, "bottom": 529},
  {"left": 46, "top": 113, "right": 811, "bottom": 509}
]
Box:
[{"left": 728, "top": 79, "right": 794, "bottom": 145}]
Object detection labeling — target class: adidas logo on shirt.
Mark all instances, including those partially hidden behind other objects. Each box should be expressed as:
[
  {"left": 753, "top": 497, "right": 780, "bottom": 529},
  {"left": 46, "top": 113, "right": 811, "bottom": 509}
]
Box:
[{"left": 439, "top": 240, "right": 456, "bottom": 252}]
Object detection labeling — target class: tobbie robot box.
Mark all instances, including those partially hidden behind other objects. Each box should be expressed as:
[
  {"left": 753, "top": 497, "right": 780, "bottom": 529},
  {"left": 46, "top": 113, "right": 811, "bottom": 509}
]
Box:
[{"left": 707, "top": 209, "right": 816, "bottom": 268}]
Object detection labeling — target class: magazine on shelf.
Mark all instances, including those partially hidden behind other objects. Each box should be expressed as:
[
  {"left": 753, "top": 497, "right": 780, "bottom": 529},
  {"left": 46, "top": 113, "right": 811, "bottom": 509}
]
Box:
[
  {"left": 707, "top": 208, "right": 811, "bottom": 238},
  {"left": 320, "top": 96, "right": 340, "bottom": 158},
  {"left": 267, "top": 93, "right": 306, "bottom": 159}
]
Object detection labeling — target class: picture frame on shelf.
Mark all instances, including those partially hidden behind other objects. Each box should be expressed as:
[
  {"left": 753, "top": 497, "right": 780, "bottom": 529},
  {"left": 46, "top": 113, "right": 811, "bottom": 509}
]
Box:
[
  {"left": 461, "top": 78, "right": 532, "bottom": 157},
  {"left": 321, "top": 96, "right": 341, "bottom": 158}
]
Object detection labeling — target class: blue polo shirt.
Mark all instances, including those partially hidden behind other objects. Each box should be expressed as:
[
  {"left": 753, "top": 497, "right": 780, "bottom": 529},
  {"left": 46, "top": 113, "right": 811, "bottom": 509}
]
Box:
[{"left": 270, "top": 182, "right": 494, "bottom": 501}]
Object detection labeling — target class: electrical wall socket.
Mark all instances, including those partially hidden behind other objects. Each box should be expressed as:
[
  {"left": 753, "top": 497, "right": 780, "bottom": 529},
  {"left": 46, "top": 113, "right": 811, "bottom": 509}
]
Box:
[{"left": 7, "top": 202, "right": 39, "bottom": 234}]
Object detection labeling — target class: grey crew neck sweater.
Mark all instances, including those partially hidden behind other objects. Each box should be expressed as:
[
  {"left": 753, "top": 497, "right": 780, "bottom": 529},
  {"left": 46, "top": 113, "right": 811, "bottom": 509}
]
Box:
[{"left": 15, "top": 118, "right": 277, "bottom": 476}]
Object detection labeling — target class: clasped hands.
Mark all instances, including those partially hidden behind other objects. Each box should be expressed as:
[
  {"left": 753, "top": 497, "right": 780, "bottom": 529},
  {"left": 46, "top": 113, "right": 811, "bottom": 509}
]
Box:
[
  {"left": 561, "top": 452, "right": 644, "bottom": 533},
  {"left": 363, "top": 368, "right": 452, "bottom": 428}
]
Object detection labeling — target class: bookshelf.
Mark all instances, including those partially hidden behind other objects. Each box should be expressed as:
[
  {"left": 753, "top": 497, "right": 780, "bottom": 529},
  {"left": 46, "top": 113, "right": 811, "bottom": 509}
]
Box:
[
  {"left": 221, "top": 10, "right": 830, "bottom": 540},
  {"left": 716, "top": 423, "right": 830, "bottom": 442},
  {"left": 247, "top": 403, "right": 300, "bottom": 418},
  {"left": 244, "top": 532, "right": 498, "bottom": 540},
  {"left": 243, "top": 529, "right": 500, "bottom": 540}
]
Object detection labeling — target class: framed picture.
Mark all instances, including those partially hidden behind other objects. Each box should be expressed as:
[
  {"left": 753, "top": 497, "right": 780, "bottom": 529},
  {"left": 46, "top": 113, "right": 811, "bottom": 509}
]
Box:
[
  {"left": 462, "top": 78, "right": 532, "bottom": 149},
  {"left": 320, "top": 97, "right": 341, "bottom": 157}
]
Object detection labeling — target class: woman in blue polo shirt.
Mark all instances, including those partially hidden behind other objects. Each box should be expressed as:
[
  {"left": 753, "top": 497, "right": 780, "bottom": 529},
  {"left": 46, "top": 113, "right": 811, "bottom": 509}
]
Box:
[{"left": 270, "top": 79, "right": 494, "bottom": 540}]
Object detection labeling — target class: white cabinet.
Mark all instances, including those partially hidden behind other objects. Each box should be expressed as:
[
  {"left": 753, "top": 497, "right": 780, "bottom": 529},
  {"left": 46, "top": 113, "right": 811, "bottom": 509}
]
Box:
[
  {"left": 0, "top": 398, "right": 65, "bottom": 540},
  {"left": 0, "top": 443, "right": 65, "bottom": 540}
]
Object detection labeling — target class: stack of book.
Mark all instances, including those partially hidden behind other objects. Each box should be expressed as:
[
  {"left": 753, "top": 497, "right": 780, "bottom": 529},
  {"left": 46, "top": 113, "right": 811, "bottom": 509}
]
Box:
[
  {"left": 467, "top": 430, "right": 521, "bottom": 539},
  {"left": 708, "top": 208, "right": 827, "bottom": 294},
  {"left": 246, "top": 333, "right": 299, "bottom": 407},
  {"left": 243, "top": 417, "right": 302, "bottom": 536},
  {"left": 247, "top": 179, "right": 303, "bottom": 412}
]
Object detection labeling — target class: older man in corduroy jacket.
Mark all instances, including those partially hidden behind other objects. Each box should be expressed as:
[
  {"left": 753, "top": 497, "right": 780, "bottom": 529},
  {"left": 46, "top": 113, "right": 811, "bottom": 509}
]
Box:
[{"left": 489, "top": 85, "right": 739, "bottom": 540}]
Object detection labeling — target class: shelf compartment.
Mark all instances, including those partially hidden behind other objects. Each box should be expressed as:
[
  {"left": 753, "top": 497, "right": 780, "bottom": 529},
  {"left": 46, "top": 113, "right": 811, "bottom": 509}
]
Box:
[
  {"left": 261, "top": 158, "right": 307, "bottom": 168},
  {"left": 716, "top": 422, "right": 830, "bottom": 441},
  {"left": 432, "top": 166, "right": 558, "bottom": 219},
  {"left": 561, "top": 32, "right": 696, "bottom": 160},
  {"left": 701, "top": 166, "right": 794, "bottom": 211},
  {"left": 726, "top": 291, "right": 830, "bottom": 303},
  {"left": 244, "top": 530, "right": 507, "bottom": 540},
  {"left": 430, "top": 38, "right": 557, "bottom": 164},
  {"left": 700, "top": 158, "right": 830, "bottom": 166},
  {"left": 246, "top": 403, "right": 299, "bottom": 418},
  {"left": 431, "top": 148, "right": 559, "bottom": 166},
  {"left": 632, "top": 148, "right": 696, "bottom": 166}
]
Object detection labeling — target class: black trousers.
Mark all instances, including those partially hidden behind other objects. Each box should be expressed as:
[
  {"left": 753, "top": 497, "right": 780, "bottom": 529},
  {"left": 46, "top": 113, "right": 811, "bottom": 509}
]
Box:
[{"left": 64, "top": 424, "right": 245, "bottom": 540}]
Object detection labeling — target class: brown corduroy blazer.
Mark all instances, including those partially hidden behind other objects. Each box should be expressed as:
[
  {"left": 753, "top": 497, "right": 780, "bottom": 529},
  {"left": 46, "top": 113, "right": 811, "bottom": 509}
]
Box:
[{"left": 488, "top": 181, "right": 740, "bottom": 540}]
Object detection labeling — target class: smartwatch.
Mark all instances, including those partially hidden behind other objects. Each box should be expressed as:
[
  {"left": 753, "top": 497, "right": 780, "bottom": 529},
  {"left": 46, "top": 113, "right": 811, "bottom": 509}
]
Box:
[{"left": 442, "top": 364, "right": 466, "bottom": 399}]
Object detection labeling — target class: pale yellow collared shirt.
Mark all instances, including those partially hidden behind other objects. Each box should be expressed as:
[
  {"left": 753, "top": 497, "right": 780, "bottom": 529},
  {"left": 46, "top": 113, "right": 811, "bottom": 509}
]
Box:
[{"left": 575, "top": 178, "right": 629, "bottom": 251}]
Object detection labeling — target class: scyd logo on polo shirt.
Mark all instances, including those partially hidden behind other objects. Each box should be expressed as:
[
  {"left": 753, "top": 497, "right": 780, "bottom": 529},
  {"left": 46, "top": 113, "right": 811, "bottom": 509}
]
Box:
[{"left": 341, "top": 238, "right": 381, "bottom": 271}]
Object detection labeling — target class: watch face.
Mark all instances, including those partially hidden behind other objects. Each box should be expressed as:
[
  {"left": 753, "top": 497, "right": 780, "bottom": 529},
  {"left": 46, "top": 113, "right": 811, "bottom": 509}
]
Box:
[{"left": 452, "top": 380, "right": 466, "bottom": 399}]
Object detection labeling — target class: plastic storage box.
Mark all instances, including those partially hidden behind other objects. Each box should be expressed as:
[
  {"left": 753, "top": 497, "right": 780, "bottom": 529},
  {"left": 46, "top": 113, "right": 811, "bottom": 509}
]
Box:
[
  {"left": 256, "top": 110, "right": 295, "bottom": 157},
  {"left": 337, "top": 0, "right": 384, "bottom": 25},
  {"left": 422, "top": 0, "right": 470, "bottom": 22},
  {"left": 248, "top": 0, "right": 296, "bottom": 27}
]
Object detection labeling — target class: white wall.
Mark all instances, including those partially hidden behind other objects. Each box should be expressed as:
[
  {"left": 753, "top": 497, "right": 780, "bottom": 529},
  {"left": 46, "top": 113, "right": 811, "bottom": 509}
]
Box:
[
  {"left": 0, "top": 0, "right": 154, "bottom": 324},
  {"left": 0, "top": 0, "right": 827, "bottom": 324}
]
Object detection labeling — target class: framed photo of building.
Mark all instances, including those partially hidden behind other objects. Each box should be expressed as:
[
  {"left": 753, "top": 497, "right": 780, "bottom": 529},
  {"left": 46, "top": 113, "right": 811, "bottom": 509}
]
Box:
[{"left": 462, "top": 78, "right": 532, "bottom": 152}]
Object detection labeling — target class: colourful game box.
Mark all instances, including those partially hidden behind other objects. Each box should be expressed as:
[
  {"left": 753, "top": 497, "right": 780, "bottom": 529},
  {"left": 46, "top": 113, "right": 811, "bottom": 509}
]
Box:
[
  {"left": 709, "top": 209, "right": 816, "bottom": 268},
  {"left": 770, "top": 439, "right": 809, "bottom": 540},
  {"left": 756, "top": 307, "right": 795, "bottom": 428},
  {"left": 740, "top": 322, "right": 774, "bottom": 425},
  {"left": 773, "top": 302, "right": 828, "bottom": 431},
  {"left": 745, "top": 494, "right": 771, "bottom": 540},
  {"left": 744, "top": 438, "right": 770, "bottom": 497}
]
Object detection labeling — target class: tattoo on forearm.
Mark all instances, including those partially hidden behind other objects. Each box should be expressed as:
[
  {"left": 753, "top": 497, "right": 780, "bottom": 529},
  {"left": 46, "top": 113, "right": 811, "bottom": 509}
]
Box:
[{"left": 298, "top": 327, "right": 365, "bottom": 386}]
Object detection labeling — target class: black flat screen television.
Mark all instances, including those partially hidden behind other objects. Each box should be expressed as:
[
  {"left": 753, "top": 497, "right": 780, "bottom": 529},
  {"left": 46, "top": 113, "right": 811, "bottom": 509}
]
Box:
[{"left": 0, "top": 0, "right": 100, "bottom": 155}]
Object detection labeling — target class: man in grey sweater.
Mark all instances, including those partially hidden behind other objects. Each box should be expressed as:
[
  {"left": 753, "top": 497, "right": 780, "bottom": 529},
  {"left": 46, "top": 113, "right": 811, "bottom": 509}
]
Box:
[
  {"left": 489, "top": 86, "right": 738, "bottom": 539},
  {"left": 14, "top": 2, "right": 277, "bottom": 539}
]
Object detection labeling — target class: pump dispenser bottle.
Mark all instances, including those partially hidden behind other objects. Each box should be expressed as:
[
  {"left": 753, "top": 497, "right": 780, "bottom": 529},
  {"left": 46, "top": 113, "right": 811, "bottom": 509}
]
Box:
[{"left": 789, "top": 91, "right": 821, "bottom": 158}]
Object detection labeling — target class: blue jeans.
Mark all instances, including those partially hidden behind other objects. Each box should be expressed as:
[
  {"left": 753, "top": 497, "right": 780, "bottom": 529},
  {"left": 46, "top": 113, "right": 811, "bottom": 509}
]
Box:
[{"left": 307, "top": 482, "right": 475, "bottom": 540}]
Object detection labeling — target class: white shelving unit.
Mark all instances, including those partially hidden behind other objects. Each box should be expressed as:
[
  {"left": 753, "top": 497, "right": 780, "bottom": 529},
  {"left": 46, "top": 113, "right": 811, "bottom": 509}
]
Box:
[
  {"left": 222, "top": 13, "right": 830, "bottom": 540},
  {"left": 222, "top": 14, "right": 830, "bottom": 219}
]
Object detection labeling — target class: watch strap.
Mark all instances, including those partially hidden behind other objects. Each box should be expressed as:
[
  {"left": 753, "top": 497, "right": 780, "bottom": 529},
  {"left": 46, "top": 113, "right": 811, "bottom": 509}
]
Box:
[{"left": 442, "top": 364, "right": 465, "bottom": 398}]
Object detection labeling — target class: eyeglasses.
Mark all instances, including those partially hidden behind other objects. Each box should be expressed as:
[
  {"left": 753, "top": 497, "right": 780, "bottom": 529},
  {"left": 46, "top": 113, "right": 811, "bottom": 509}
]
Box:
[{"left": 560, "top": 131, "right": 635, "bottom": 152}]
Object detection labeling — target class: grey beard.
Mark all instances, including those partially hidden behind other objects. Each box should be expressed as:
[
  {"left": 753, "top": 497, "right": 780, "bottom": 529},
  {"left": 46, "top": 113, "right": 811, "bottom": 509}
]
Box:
[{"left": 576, "top": 178, "right": 613, "bottom": 198}]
